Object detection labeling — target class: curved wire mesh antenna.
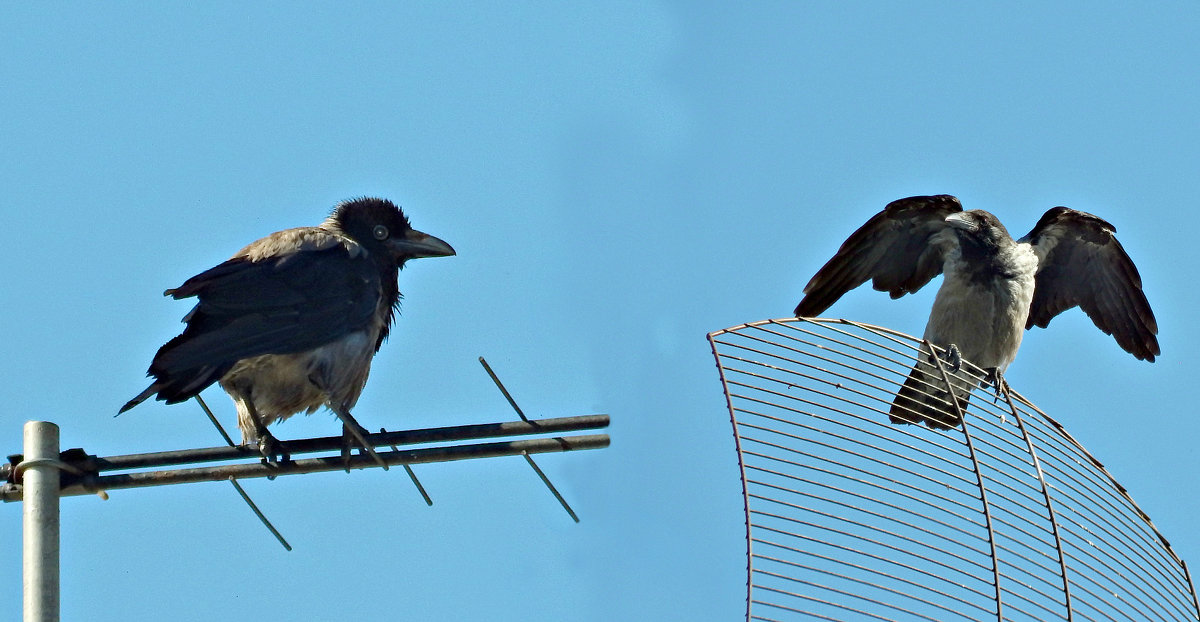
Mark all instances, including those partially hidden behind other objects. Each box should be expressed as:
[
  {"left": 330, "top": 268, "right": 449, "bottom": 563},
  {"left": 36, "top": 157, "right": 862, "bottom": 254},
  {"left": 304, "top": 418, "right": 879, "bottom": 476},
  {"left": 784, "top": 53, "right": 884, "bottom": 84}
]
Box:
[{"left": 708, "top": 318, "right": 1199, "bottom": 622}]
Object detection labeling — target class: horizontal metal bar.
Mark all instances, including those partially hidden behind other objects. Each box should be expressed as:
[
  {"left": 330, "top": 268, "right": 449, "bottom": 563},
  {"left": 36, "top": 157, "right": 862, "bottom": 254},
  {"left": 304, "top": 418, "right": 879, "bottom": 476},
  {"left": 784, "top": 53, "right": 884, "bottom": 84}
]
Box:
[
  {"left": 727, "top": 381, "right": 972, "bottom": 476},
  {"left": 3, "top": 434, "right": 608, "bottom": 501},
  {"left": 744, "top": 450, "right": 989, "bottom": 543},
  {"left": 750, "top": 498, "right": 992, "bottom": 575},
  {"left": 758, "top": 548, "right": 990, "bottom": 617},
  {"left": 3, "top": 414, "right": 609, "bottom": 480},
  {"left": 754, "top": 569, "right": 937, "bottom": 622},
  {"left": 733, "top": 404, "right": 977, "bottom": 489},
  {"left": 752, "top": 527, "right": 991, "bottom": 599},
  {"left": 738, "top": 422, "right": 984, "bottom": 517}
]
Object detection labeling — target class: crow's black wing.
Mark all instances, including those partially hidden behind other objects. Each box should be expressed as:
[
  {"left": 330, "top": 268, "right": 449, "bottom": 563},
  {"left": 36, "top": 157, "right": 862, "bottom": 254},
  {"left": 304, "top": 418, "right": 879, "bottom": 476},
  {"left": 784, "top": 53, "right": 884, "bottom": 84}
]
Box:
[
  {"left": 116, "top": 227, "right": 387, "bottom": 412},
  {"left": 1021, "top": 207, "right": 1159, "bottom": 361},
  {"left": 153, "top": 245, "right": 382, "bottom": 374},
  {"left": 794, "top": 195, "right": 963, "bottom": 317}
]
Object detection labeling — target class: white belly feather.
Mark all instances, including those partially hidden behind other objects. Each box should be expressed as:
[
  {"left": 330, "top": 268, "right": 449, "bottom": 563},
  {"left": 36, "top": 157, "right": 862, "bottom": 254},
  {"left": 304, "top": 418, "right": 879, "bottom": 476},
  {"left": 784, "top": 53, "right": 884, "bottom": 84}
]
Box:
[
  {"left": 923, "top": 244, "right": 1038, "bottom": 371},
  {"left": 221, "top": 328, "right": 379, "bottom": 443}
]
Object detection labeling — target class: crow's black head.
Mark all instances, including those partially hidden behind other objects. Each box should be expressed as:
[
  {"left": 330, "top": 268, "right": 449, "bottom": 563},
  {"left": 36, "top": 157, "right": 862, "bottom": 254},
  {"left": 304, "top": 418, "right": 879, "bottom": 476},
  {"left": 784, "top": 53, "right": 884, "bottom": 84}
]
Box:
[
  {"left": 331, "top": 197, "right": 455, "bottom": 266},
  {"left": 946, "top": 209, "right": 1013, "bottom": 251}
]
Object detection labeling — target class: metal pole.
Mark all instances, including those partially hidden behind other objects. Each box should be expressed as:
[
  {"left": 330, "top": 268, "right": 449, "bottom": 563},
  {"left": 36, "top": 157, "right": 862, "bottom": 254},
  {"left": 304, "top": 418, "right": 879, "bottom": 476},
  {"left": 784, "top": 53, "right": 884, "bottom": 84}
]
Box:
[
  {"left": 22, "top": 421, "right": 60, "bottom": 622},
  {"left": 60, "top": 434, "right": 609, "bottom": 497},
  {"left": 1, "top": 416, "right": 611, "bottom": 504},
  {"left": 83, "top": 414, "right": 611, "bottom": 473}
]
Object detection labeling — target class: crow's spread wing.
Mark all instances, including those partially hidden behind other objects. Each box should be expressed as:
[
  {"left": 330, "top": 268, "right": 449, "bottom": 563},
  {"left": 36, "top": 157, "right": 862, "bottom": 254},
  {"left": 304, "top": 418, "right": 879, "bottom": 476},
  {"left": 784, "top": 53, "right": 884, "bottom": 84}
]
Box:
[
  {"left": 1021, "top": 207, "right": 1159, "bottom": 361},
  {"left": 794, "top": 195, "right": 963, "bottom": 317},
  {"left": 152, "top": 231, "right": 382, "bottom": 375}
]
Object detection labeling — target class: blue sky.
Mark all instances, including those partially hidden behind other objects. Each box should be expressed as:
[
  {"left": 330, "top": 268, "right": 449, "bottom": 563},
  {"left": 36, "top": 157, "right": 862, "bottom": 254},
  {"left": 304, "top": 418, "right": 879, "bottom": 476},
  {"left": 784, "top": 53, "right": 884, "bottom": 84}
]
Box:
[{"left": 2, "top": 3, "right": 1197, "bottom": 620}]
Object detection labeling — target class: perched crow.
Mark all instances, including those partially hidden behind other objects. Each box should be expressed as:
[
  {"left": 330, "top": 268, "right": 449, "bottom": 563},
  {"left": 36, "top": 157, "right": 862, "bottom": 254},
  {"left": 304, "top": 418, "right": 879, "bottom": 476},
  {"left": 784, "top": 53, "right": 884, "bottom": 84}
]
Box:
[
  {"left": 794, "top": 195, "right": 1158, "bottom": 429},
  {"left": 120, "top": 197, "right": 455, "bottom": 464}
]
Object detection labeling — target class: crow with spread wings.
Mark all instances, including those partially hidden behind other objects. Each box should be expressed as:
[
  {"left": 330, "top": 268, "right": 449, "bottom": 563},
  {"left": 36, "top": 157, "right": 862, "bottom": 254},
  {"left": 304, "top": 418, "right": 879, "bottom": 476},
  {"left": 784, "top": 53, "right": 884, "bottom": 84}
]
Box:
[
  {"left": 794, "top": 194, "right": 1158, "bottom": 429},
  {"left": 120, "top": 197, "right": 455, "bottom": 464}
]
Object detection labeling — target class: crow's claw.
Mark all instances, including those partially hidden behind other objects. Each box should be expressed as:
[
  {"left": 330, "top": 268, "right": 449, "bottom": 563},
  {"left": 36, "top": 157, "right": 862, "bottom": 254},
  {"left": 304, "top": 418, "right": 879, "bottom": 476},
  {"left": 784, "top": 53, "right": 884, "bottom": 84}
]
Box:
[
  {"left": 341, "top": 420, "right": 387, "bottom": 472},
  {"left": 251, "top": 430, "right": 289, "bottom": 480},
  {"left": 942, "top": 344, "right": 963, "bottom": 373},
  {"left": 983, "top": 369, "right": 1009, "bottom": 403},
  {"left": 253, "top": 429, "right": 288, "bottom": 462}
]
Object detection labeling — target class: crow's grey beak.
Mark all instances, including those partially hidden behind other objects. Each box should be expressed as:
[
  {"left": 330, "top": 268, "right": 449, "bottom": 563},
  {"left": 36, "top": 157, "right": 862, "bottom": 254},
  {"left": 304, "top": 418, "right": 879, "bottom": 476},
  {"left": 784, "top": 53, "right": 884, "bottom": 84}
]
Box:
[
  {"left": 945, "top": 212, "right": 974, "bottom": 232},
  {"left": 391, "top": 228, "right": 456, "bottom": 259}
]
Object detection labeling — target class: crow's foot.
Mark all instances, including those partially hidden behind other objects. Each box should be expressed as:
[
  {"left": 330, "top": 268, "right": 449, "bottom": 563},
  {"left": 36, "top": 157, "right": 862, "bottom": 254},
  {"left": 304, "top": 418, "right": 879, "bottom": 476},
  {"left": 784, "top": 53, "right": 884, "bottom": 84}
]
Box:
[
  {"left": 941, "top": 343, "right": 962, "bottom": 373},
  {"left": 250, "top": 430, "right": 290, "bottom": 480},
  {"left": 243, "top": 402, "right": 289, "bottom": 468},
  {"left": 340, "top": 419, "right": 388, "bottom": 472},
  {"left": 983, "top": 369, "right": 1009, "bottom": 403}
]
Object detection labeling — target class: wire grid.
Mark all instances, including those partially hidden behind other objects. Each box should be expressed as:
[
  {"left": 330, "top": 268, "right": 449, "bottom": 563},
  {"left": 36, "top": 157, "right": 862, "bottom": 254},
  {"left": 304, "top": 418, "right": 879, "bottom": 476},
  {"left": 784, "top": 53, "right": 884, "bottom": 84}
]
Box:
[{"left": 708, "top": 318, "right": 1199, "bottom": 622}]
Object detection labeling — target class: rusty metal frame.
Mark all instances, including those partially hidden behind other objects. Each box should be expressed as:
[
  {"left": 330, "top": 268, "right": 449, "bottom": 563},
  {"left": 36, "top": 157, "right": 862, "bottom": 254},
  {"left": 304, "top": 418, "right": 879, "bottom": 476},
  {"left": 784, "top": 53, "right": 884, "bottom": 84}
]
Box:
[
  {"left": 2, "top": 415, "right": 609, "bottom": 502},
  {"left": 709, "top": 317, "right": 1197, "bottom": 622}
]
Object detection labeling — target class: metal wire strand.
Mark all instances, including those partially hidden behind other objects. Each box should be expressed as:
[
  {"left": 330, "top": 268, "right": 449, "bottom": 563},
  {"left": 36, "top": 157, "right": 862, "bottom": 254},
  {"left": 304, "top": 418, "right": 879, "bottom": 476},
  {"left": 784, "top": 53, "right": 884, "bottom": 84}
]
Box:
[{"left": 709, "top": 317, "right": 1199, "bottom": 622}]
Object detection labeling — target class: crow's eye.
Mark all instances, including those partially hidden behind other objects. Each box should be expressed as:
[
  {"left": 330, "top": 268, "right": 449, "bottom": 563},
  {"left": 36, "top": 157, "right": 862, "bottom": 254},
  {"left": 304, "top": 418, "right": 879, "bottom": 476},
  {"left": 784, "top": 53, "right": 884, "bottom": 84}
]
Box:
[{"left": 372, "top": 225, "right": 389, "bottom": 240}]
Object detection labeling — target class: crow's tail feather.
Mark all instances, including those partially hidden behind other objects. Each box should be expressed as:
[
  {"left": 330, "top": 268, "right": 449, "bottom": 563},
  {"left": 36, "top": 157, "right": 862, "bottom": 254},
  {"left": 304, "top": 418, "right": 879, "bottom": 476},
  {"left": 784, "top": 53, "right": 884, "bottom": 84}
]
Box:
[
  {"left": 117, "top": 363, "right": 230, "bottom": 415},
  {"left": 888, "top": 354, "right": 973, "bottom": 430},
  {"left": 117, "top": 383, "right": 159, "bottom": 415}
]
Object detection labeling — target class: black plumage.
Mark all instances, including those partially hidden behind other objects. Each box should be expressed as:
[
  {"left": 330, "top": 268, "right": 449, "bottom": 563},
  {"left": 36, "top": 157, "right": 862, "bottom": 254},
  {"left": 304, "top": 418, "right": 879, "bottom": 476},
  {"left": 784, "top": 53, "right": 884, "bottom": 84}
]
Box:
[
  {"left": 120, "top": 197, "right": 455, "bottom": 462},
  {"left": 794, "top": 195, "right": 1158, "bottom": 429}
]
